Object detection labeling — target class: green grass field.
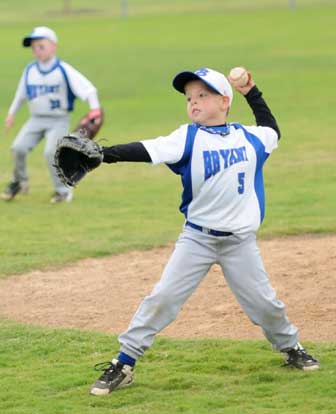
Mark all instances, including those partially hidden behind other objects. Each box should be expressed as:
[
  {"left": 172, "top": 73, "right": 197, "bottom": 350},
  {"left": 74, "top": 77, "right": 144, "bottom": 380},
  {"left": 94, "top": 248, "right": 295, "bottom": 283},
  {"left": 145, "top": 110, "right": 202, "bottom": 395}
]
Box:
[
  {"left": 0, "top": 1, "right": 335, "bottom": 413},
  {"left": 0, "top": 2, "right": 335, "bottom": 276},
  {"left": 1, "top": 320, "right": 335, "bottom": 414}
]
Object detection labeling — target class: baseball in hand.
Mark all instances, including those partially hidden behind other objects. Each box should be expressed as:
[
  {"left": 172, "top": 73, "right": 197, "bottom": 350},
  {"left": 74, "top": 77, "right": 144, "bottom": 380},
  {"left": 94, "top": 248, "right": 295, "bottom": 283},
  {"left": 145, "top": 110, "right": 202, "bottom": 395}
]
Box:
[{"left": 228, "top": 67, "right": 249, "bottom": 87}]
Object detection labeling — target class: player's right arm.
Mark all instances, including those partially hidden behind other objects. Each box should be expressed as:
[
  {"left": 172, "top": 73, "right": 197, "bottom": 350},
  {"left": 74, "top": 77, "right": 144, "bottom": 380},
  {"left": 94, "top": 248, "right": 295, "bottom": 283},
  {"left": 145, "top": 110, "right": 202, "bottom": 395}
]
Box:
[
  {"left": 5, "top": 71, "right": 27, "bottom": 131},
  {"left": 229, "top": 70, "right": 280, "bottom": 139},
  {"left": 5, "top": 72, "right": 27, "bottom": 130},
  {"left": 5, "top": 114, "right": 15, "bottom": 131},
  {"left": 244, "top": 85, "right": 281, "bottom": 139}
]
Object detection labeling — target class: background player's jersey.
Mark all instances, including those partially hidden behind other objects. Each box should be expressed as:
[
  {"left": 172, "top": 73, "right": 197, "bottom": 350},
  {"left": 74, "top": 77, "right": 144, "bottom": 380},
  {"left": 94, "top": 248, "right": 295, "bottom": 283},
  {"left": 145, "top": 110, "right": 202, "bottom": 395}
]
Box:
[
  {"left": 9, "top": 58, "right": 97, "bottom": 117},
  {"left": 142, "top": 123, "right": 278, "bottom": 234}
]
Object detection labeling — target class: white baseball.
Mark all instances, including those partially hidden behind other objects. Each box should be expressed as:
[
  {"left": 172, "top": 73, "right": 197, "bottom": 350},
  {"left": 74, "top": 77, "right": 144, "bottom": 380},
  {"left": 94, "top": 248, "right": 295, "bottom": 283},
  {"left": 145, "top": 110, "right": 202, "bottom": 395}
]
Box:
[{"left": 229, "top": 67, "right": 249, "bottom": 87}]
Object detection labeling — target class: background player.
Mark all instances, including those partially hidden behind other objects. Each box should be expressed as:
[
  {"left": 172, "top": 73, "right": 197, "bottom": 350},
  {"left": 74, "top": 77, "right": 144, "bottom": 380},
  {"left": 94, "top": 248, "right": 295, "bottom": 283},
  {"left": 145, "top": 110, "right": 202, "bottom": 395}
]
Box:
[
  {"left": 88, "top": 67, "right": 319, "bottom": 395},
  {"left": 2, "top": 26, "right": 102, "bottom": 203}
]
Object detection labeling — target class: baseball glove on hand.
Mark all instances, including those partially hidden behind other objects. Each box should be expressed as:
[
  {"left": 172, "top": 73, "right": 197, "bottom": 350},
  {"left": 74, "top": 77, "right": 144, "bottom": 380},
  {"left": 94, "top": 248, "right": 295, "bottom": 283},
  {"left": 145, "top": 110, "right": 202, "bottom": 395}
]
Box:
[
  {"left": 74, "top": 108, "right": 104, "bottom": 139},
  {"left": 54, "top": 132, "right": 104, "bottom": 187}
]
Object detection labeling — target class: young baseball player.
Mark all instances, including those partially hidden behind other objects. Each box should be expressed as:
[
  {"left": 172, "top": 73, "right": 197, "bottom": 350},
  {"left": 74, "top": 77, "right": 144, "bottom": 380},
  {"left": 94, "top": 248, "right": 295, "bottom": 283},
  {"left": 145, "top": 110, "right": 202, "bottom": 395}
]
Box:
[
  {"left": 89, "top": 67, "right": 319, "bottom": 396},
  {"left": 2, "top": 26, "right": 101, "bottom": 203}
]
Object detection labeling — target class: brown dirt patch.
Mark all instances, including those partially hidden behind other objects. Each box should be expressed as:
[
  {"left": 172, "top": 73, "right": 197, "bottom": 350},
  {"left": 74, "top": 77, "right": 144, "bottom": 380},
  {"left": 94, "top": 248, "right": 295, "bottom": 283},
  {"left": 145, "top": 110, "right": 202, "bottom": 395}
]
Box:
[{"left": 0, "top": 234, "right": 335, "bottom": 341}]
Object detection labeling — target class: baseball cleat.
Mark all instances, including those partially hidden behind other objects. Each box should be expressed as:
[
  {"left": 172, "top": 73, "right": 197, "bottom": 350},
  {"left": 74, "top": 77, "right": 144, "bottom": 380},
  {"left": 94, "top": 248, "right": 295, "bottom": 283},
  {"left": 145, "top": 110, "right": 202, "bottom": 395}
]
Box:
[
  {"left": 50, "top": 192, "right": 73, "bottom": 204},
  {"left": 90, "top": 359, "right": 134, "bottom": 396},
  {"left": 282, "top": 343, "right": 320, "bottom": 371},
  {"left": 1, "top": 181, "right": 29, "bottom": 201}
]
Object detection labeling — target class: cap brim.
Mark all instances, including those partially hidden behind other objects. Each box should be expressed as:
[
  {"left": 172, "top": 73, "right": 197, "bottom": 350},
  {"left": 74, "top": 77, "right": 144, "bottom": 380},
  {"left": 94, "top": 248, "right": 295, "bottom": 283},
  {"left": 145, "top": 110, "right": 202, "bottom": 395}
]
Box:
[
  {"left": 172, "top": 72, "right": 202, "bottom": 93},
  {"left": 172, "top": 71, "right": 221, "bottom": 95},
  {"left": 22, "top": 36, "right": 45, "bottom": 47}
]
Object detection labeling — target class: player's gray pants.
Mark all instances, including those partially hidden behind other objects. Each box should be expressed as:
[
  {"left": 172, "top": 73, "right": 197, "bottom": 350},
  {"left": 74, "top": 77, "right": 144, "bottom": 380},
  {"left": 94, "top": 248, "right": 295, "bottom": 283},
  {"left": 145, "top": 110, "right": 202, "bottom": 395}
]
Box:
[
  {"left": 11, "top": 115, "right": 71, "bottom": 195},
  {"left": 119, "top": 226, "right": 298, "bottom": 360}
]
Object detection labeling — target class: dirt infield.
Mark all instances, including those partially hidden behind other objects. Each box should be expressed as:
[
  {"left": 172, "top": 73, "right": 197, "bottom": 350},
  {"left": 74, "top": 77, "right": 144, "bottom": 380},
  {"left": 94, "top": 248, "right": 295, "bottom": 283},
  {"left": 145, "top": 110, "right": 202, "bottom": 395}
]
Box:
[{"left": 0, "top": 234, "right": 335, "bottom": 341}]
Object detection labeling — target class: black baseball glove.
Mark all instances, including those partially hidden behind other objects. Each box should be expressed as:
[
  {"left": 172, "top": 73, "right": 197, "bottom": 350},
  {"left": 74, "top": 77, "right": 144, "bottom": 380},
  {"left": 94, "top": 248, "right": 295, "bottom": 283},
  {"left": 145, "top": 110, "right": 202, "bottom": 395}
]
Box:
[{"left": 54, "top": 132, "right": 104, "bottom": 187}]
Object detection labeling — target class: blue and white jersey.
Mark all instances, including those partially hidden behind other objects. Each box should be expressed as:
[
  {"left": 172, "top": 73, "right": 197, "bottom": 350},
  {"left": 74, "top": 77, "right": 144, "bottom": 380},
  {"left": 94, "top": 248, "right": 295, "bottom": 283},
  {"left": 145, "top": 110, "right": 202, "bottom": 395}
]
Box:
[
  {"left": 142, "top": 123, "right": 278, "bottom": 234},
  {"left": 9, "top": 58, "right": 97, "bottom": 117}
]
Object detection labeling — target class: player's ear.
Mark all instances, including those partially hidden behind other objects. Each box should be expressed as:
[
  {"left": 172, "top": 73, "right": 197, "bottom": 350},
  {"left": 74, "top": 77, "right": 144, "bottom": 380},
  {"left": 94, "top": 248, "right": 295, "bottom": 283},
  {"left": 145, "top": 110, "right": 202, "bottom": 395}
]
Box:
[{"left": 220, "top": 95, "right": 230, "bottom": 111}]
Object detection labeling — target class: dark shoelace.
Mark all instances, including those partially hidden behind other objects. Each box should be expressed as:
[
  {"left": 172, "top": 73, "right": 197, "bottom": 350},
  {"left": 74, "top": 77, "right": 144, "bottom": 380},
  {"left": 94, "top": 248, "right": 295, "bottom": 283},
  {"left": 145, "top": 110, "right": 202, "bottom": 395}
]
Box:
[{"left": 93, "top": 361, "right": 121, "bottom": 381}]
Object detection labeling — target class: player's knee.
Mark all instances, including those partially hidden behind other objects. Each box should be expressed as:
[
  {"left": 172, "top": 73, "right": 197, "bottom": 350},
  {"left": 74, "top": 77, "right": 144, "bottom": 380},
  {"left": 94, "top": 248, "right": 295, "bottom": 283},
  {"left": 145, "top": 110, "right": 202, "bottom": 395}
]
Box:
[
  {"left": 11, "top": 145, "right": 29, "bottom": 157},
  {"left": 147, "top": 290, "right": 180, "bottom": 317},
  {"left": 152, "top": 291, "right": 175, "bottom": 307},
  {"left": 44, "top": 147, "right": 56, "bottom": 160},
  {"left": 259, "top": 299, "right": 286, "bottom": 322}
]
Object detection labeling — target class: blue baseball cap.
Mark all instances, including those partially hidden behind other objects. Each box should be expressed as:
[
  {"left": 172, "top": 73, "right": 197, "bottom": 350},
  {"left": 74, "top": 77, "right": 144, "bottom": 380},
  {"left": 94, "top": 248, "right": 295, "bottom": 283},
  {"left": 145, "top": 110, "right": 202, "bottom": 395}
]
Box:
[{"left": 22, "top": 26, "right": 58, "bottom": 47}]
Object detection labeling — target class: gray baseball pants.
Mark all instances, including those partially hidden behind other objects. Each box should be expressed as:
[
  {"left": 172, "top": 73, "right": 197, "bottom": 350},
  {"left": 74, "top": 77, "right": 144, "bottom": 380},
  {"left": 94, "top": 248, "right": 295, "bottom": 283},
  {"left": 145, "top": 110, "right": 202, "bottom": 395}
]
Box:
[
  {"left": 119, "top": 225, "right": 298, "bottom": 360},
  {"left": 11, "top": 115, "right": 71, "bottom": 195}
]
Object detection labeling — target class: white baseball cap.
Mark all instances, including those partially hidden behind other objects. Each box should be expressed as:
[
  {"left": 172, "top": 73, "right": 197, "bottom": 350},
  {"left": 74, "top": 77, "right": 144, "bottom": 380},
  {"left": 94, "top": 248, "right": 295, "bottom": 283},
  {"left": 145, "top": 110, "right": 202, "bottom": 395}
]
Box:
[
  {"left": 22, "top": 26, "right": 58, "bottom": 47},
  {"left": 173, "top": 67, "right": 233, "bottom": 105}
]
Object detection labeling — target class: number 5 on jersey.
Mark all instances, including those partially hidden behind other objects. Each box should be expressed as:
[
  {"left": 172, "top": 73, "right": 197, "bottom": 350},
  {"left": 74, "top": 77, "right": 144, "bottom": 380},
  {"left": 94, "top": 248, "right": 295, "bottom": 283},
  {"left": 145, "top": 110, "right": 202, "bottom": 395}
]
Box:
[{"left": 238, "top": 172, "right": 245, "bottom": 194}]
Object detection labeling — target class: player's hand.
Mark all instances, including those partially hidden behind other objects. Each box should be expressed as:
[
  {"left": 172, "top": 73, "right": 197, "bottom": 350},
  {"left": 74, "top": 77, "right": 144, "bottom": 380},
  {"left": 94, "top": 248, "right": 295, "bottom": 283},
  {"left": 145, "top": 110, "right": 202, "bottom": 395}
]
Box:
[
  {"left": 4, "top": 114, "right": 15, "bottom": 132},
  {"left": 230, "top": 72, "right": 256, "bottom": 96}
]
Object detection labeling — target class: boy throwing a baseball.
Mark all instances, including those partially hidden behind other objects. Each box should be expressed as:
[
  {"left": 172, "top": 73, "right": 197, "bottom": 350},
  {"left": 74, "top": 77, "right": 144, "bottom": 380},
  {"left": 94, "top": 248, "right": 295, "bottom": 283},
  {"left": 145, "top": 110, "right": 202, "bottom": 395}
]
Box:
[
  {"left": 87, "top": 67, "right": 319, "bottom": 395},
  {"left": 2, "top": 26, "right": 102, "bottom": 203}
]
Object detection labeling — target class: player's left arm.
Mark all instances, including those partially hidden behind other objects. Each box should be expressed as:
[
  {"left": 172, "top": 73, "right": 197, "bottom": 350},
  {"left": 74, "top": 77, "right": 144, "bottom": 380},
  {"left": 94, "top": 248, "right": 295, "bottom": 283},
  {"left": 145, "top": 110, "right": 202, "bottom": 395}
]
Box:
[
  {"left": 102, "top": 142, "right": 152, "bottom": 163},
  {"left": 102, "top": 125, "right": 188, "bottom": 164}
]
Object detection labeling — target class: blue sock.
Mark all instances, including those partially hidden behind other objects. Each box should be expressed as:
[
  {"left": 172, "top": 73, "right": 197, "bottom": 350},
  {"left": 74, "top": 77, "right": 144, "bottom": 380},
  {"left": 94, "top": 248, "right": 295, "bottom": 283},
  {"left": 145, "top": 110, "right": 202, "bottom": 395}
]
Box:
[{"left": 118, "top": 352, "right": 136, "bottom": 367}]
